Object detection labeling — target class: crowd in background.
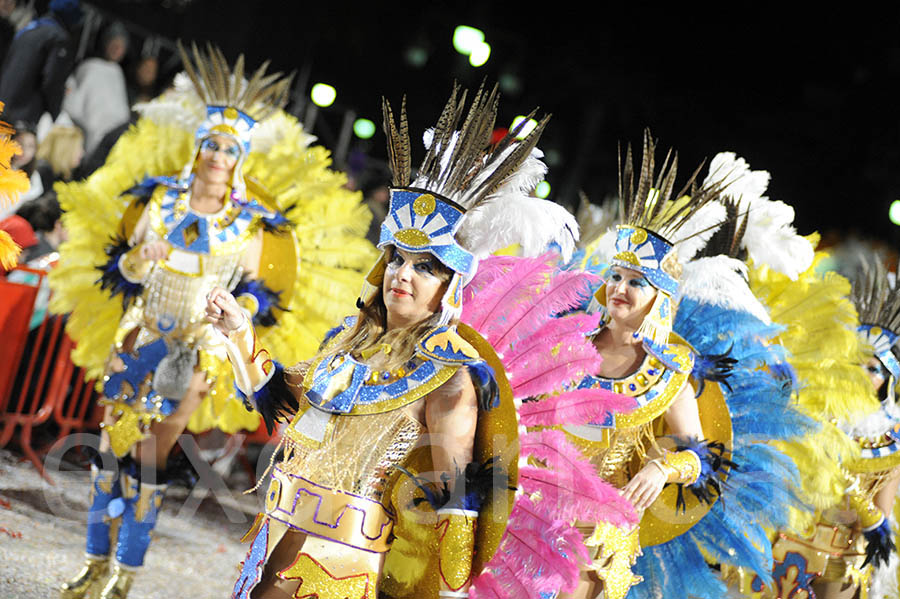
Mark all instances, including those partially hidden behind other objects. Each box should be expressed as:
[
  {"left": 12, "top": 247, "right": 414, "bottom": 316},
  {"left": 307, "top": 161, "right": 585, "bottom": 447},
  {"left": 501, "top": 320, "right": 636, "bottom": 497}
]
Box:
[{"left": 0, "top": 0, "right": 175, "bottom": 269}]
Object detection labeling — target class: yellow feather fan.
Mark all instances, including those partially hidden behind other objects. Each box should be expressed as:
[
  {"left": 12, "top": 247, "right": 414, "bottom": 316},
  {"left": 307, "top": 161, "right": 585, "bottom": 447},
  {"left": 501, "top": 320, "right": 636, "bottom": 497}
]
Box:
[{"left": 49, "top": 109, "right": 376, "bottom": 435}]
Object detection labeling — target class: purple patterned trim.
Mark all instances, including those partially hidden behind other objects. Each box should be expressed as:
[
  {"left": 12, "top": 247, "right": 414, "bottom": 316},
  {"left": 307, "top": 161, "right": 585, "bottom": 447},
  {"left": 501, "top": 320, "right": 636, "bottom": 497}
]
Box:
[{"left": 266, "top": 469, "right": 395, "bottom": 553}]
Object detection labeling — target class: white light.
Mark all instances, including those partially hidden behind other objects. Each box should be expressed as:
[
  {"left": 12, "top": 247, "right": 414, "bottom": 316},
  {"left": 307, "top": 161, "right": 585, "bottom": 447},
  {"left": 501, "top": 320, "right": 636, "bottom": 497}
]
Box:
[
  {"left": 511, "top": 115, "right": 538, "bottom": 139},
  {"left": 890, "top": 200, "right": 900, "bottom": 226},
  {"left": 468, "top": 41, "right": 491, "bottom": 67},
  {"left": 453, "top": 26, "right": 484, "bottom": 55},
  {"left": 310, "top": 83, "right": 336, "bottom": 108},
  {"left": 535, "top": 181, "right": 551, "bottom": 198}
]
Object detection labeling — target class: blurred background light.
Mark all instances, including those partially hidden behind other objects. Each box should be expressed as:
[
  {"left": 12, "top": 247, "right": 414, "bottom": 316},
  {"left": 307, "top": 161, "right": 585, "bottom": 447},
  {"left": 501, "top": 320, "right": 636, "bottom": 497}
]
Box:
[
  {"left": 353, "top": 118, "right": 376, "bottom": 139},
  {"left": 310, "top": 83, "right": 336, "bottom": 107},
  {"left": 453, "top": 25, "right": 484, "bottom": 55}
]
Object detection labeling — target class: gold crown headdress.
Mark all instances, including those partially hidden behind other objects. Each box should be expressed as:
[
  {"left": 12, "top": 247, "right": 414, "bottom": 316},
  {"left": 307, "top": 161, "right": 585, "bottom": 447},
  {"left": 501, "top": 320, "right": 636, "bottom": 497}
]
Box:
[
  {"left": 176, "top": 42, "right": 293, "bottom": 195},
  {"left": 593, "top": 130, "right": 729, "bottom": 345},
  {"left": 365, "top": 82, "right": 577, "bottom": 325}
]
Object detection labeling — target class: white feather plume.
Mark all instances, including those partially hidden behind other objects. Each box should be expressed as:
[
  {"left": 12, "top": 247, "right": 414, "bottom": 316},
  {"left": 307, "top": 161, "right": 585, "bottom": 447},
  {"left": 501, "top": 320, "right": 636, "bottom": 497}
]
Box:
[
  {"left": 842, "top": 397, "right": 900, "bottom": 439},
  {"left": 676, "top": 256, "right": 772, "bottom": 324},
  {"left": 705, "top": 152, "right": 814, "bottom": 280},
  {"left": 580, "top": 226, "right": 619, "bottom": 271},
  {"left": 251, "top": 112, "right": 316, "bottom": 154},
  {"left": 457, "top": 147, "right": 578, "bottom": 260},
  {"left": 669, "top": 201, "right": 728, "bottom": 264}
]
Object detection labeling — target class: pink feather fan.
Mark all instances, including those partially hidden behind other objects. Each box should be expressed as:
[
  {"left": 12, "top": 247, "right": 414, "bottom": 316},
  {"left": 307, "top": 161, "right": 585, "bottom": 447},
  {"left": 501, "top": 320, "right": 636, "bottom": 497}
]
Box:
[{"left": 462, "top": 254, "right": 637, "bottom": 599}]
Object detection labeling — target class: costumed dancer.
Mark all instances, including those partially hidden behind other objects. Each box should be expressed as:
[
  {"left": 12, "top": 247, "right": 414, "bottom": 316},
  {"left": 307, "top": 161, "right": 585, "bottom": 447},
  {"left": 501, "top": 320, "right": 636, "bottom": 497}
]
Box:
[
  {"left": 53, "top": 43, "right": 375, "bottom": 599},
  {"left": 559, "top": 133, "right": 824, "bottom": 598},
  {"left": 754, "top": 255, "right": 900, "bottom": 599},
  {"left": 697, "top": 152, "right": 883, "bottom": 599},
  {"left": 551, "top": 132, "right": 744, "bottom": 599},
  {"left": 208, "top": 84, "right": 637, "bottom": 599},
  {"left": 0, "top": 102, "right": 31, "bottom": 268}
]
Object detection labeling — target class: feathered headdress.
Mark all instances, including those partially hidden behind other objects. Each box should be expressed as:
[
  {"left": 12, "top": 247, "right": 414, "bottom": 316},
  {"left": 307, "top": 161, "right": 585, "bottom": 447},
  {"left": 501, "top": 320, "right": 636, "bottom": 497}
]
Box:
[
  {"left": 364, "top": 82, "right": 579, "bottom": 324},
  {"left": 851, "top": 255, "right": 900, "bottom": 387},
  {"left": 591, "top": 129, "right": 728, "bottom": 344},
  {"left": 175, "top": 42, "right": 292, "bottom": 196}
]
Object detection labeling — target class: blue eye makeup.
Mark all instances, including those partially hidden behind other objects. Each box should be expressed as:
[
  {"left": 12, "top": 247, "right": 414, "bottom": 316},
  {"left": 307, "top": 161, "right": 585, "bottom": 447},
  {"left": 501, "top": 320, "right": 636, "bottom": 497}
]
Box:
[
  {"left": 414, "top": 260, "right": 435, "bottom": 275},
  {"left": 201, "top": 138, "right": 241, "bottom": 160},
  {"left": 629, "top": 278, "right": 650, "bottom": 288}
]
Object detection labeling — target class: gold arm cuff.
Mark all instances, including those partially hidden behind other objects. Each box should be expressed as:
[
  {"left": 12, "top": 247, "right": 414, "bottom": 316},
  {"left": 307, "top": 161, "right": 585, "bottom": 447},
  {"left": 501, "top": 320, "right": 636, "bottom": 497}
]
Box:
[
  {"left": 117, "top": 246, "right": 153, "bottom": 283},
  {"left": 264, "top": 467, "right": 395, "bottom": 553},
  {"left": 436, "top": 509, "right": 477, "bottom": 593},
  {"left": 235, "top": 293, "right": 260, "bottom": 317},
  {"left": 848, "top": 490, "right": 884, "bottom": 530},
  {"left": 651, "top": 449, "right": 702, "bottom": 485},
  {"left": 222, "top": 317, "right": 274, "bottom": 395}
]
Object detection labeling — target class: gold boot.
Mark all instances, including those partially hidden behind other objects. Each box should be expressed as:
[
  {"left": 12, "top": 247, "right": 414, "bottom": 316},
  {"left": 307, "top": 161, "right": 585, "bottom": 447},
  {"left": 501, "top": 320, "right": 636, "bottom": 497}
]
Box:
[
  {"left": 60, "top": 556, "right": 109, "bottom": 599},
  {"left": 98, "top": 563, "right": 135, "bottom": 599}
]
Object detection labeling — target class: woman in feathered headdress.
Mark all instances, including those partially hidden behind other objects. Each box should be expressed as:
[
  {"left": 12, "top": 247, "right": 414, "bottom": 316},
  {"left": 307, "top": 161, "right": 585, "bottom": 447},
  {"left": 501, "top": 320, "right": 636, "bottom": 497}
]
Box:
[
  {"left": 55, "top": 43, "right": 376, "bottom": 599},
  {"left": 205, "top": 84, "right": 636, "bottom": 599},
  {"left": 554, "top": 132, "right": 753, "bottom": 599},
  {"left": 754, "top": 255, "right": 900, "bottom": 599}
]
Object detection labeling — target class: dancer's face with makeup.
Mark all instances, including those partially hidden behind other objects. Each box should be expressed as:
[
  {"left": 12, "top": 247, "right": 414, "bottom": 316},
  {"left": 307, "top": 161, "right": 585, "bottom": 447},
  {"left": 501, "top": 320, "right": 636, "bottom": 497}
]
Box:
[
  {"left": 864, "top": 356, "right": 887, "bottom": 393},
  {"left": 382, "top": 247, "right": 451, "bottom": 330},
  {"left": 605, "top": 266, "right": 657, "bottom": 328}
]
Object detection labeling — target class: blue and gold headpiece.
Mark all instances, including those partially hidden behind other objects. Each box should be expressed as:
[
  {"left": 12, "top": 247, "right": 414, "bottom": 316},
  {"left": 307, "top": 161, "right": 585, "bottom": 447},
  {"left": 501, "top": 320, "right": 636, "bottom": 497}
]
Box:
[
  {"left": 587, "top": 130, "right": 729, "bottom": 346},
  {"left": 859, "top": 325, "right": 900, "bottom": 381},
  {"left": 850, "top": 255, "right": 900, "bottom": 402},
  {"left": 366, "top": 83, "right": 554, "bottom": 325},
  {"left": 379, "top": 188, "right": 475, "bottom": 278},
  {"left": 609, "top": 225, "right": 679, "bottom": 296},
  {"left": 178, "top": 42, "right": 291, "bottom": 197},
  {"left": 195, "top": 105, "right": 257, "bottom": 155}
]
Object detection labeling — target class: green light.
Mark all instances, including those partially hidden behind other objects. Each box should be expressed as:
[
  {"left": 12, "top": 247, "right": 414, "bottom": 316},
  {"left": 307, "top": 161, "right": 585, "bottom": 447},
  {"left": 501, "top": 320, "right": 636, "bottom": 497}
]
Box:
[
  {"left": 310, "top": 83, "right": 336, "bottom": 108},
  {"left": 353, "top": 118, "right": 376, "bottom": 139},
  {"left": 453, "top": 25, "right": 484, "bottom": 55},
  {"left": 535, "top": 181, "right": 551, "bottom": 198},
  {"left": 890, "top": 200, "right": 900, "bottom": 225},
  {"left": 405, "top": 46, "right": 428, "bottom": 68},
  {"left": 511, "top": 115, "right": 538, "bottom": 139},
  {"left": 468, "top": 41, "right": 491, "bottom": 67}
]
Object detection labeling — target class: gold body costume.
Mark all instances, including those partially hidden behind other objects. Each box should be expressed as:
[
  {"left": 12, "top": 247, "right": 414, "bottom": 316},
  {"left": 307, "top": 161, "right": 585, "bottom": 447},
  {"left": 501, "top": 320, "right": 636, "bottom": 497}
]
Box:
[{"left": 227, "top": 318, "right": 518, "bottom": 599}]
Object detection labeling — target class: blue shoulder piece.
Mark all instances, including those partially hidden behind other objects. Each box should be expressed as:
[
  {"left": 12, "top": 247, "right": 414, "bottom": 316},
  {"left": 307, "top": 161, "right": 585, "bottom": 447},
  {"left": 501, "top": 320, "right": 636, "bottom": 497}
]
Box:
[
  {"left": 123, "top": 175, "right": 187, "bottom": 200},
  {"left": 643, "top": 337, "right": 694, "bottom": 374}
]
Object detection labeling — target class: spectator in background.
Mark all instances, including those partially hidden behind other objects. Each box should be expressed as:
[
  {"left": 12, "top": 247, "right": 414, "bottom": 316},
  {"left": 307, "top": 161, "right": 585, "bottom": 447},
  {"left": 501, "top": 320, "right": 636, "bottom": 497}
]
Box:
[
  {"left": 16, "top": 190, "right": 64, "bottom": 263},
  {"left": 0, "top": 0, "right": 82, "bottom": 125},
  {"left": 128, "top": 54, "right": 159, "bottom": 105},
  {"left": 0, "top": 0, "right": 16, "bottom": 67},
  {"left": 5, "top": 121, "right": 44, "bottom": 208},
  {"left": 34, "top": 124, "right": 83, "bottom": 187},
  {"left": 63, "top": 21, "right": 130, "bottom": 155}
]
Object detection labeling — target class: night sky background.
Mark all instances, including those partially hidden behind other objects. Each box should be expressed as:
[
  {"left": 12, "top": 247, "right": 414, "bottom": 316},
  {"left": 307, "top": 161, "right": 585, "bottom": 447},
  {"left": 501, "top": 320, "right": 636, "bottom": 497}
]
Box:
[{"left": 87, "top": 2, "right": 900, "bottom": 246}]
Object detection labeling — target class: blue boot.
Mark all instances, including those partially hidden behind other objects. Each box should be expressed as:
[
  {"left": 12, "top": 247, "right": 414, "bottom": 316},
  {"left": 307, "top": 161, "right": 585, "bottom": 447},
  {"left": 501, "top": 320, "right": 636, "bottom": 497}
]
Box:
[
  {"left": 114, "top": 471, "right": 167, "bottom": 569},
  {"left": 60, "top": 460, "right": 123, "bottom": 599}
]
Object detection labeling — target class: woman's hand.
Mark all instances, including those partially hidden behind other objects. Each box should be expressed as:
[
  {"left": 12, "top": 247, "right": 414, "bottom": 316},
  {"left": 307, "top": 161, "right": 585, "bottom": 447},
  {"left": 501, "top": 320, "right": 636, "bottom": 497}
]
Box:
[
  {"left": 138, "top": 240, "right": 170, "bottom": 261},
  {"left": 205, "top": 286, "right": 245, "bottom": 334},
  {"left": 621, "top": 462, "right": 668, "bottom": 511}
]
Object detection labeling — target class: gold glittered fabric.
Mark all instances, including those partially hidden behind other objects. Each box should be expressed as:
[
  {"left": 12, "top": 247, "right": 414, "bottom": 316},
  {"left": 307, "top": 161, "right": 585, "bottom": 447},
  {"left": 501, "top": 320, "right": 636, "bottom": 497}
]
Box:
[
  {"left": 281, "top": 408, "right": 424, "bottom": 503},
  {"left": 278, "top": 553, "right": 373, "bottom": 599}
]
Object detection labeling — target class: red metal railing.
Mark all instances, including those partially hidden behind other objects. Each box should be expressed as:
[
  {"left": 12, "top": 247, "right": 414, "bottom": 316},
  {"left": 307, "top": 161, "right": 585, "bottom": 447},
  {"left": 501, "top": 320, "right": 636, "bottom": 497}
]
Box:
[{"left": 0, "top": 267, "right": 101, "bottom": 481}]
